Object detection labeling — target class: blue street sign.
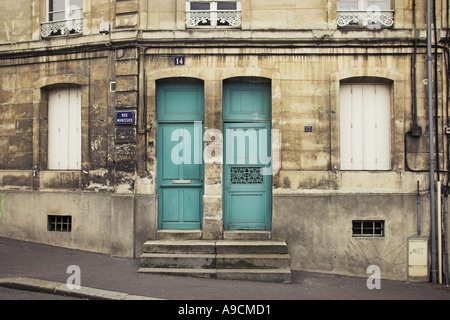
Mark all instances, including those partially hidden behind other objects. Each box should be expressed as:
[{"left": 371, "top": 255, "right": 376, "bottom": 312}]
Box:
[{"left": 116, "top": 111, "right": 135, "bottom": 125}]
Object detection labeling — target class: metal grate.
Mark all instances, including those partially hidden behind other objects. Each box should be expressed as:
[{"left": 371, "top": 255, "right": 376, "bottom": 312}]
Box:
[
  {"left": 352, "top": 220, "right": 384, "bottom": 237},
  {"left": 48, "top": 215, "right": 72, "bottom": 232},
  {"left": 231, "top": 166, "right": 263, "bottom": 184}
]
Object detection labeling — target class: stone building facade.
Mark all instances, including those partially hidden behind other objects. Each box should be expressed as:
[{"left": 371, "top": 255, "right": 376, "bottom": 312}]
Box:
[{"left": 0, "top": 0, "right": 449, "bottom": 282}]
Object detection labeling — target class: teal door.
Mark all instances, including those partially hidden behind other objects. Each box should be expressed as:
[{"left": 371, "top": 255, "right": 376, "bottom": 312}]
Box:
[
  {"left": 223, "top": 82, "right": 272, "bottom": 230},
  {"left": 157, "top": 82, "right": 204, "bottom": 230}
]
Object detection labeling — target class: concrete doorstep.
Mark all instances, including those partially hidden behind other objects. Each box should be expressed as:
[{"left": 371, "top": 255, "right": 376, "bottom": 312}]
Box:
[
  {"left": 0, "top": 277, "right": 161, "bottom": 300},
  {"left": 138, "top": 240, "right": 292, "bottom": 283}
]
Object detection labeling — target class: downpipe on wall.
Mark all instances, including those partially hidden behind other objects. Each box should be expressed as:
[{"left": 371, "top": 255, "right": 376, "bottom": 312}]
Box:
[
  {"left": 444, "top": 192, "right": 449, "bottom": 285},
  {"left": 427, "top": 0, "right": 438, "bottom": 285},
  {"left": 437, "top": 181, "right": 442, "bottom": 284}
]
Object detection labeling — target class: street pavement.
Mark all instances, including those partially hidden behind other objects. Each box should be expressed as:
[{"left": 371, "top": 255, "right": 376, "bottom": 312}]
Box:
[{"left": 1, "top": 236, "right": 450, "bottom": 303}]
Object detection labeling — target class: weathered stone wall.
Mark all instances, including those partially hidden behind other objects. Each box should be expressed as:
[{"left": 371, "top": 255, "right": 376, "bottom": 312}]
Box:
[
  {"left": 143, "top": 46, "right": 437, "bottom": 193},
  {"left": 0, "top": 190, "right": 156, "bottom": 257},
  {"left": 0, "top": 0, "right": 443, "bottom": 45},
  {"left": 0, "top": 51, "right": 116, "bottom": 190},
  {"left": 140, "top": 47, "right": 447, "bottom": 280},
  {"left": 272, "top": 192, "right": 432, "bottom": 281},
  {"left": 0, "top": 0, "right": 449, "bottom": 281}
]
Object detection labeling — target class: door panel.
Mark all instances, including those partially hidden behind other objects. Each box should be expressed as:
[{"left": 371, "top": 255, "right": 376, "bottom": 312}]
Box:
[
  {"left": 157, "top": 84, "right": 204, "bottom": 121},
  {"left": 223, "top": 82, "right": 271, "bottom": 122},
  {"left": 159, "top": 186, "right": 202, "bottom": 229},
  {"left": 228, "top": 192, "right": 265, "bottom": 228}
]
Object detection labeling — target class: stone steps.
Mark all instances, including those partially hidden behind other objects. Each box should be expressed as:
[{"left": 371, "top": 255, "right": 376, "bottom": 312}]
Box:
[
  {"left": 143, "top": 240, "right": 216, "bottom": 254},
  {"left": 138, "top": 240, "right": 291, "bottom": 283},
  {"left": 216, "top": 240, "right": 289, "bottom": 254},
  {"left": 216, "top": 253, "right": 291, "bottom": 269},
  {"left": 140, "top": 253, "right": 216, "bottom": 269}
]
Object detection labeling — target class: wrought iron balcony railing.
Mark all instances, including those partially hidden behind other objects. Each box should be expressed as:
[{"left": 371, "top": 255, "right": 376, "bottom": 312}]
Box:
[
  {"left": 337, "top": 10, "right": 394, "bottom": 29},
  {"left": 186, "top": 10, "right": 242, "bottom": 28},
  {"left": 41, "top": 18, "right": 83, "bottom": 38}
]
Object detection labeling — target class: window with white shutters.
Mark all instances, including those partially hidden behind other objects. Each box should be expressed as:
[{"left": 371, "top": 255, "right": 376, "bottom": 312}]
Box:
[
  {"left": 48, "top": 88, "right": 81, "bottom": 170},
  {"left": 340, "top": 84, "right": 391, "bottom": 170}
]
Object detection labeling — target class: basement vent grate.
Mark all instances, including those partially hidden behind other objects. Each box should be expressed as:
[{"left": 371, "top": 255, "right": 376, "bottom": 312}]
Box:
[
  {"left": 352, "top": 220, "right": 384, "bottom": 237},
  {"left": 48, "top": 215, "right": 72, "bottom": 232}
]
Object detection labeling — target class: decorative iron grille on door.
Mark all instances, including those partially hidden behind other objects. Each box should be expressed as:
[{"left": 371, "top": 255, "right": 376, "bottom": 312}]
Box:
[{"left": 230, "top": 167, "right": 263, "bottom": 184}]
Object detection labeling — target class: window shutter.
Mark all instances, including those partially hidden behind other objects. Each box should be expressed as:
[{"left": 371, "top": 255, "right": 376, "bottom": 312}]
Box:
[
  {"left": 48, "top": 88, "right": 81, "bottom": 170},
  {"left": 48, "top": 89, "right": 69, "bottom": 169},
  {"left": 340, "top": 83, "right": 390, "bottom": 170}
]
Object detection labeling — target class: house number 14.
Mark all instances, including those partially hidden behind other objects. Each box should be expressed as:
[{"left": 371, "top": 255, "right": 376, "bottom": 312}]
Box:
[{"left": 174, "top": 56, "right": 185, "bottom": 66}]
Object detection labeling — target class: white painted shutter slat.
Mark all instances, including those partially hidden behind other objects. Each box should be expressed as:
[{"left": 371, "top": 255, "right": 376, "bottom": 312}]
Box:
[
  {"left": 68, "top": 89, "right": 82, "bottom": 170},
  {"left": 375, "top": 84, "right": 391, "bottom": 170},
  {"left": 351, "top": 84, "right": 364, "bottom": 170},
  {"left": 363, "top": 84, "right": 377, "bottom": 170},
  {"left": 340, "top": 85, "right": 353, "bottom": 170}
]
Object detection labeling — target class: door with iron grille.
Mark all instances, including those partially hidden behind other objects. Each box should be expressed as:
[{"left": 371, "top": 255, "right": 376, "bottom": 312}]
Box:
[{"left": 223, "top": 81, "right": 272, "bottom": 230}]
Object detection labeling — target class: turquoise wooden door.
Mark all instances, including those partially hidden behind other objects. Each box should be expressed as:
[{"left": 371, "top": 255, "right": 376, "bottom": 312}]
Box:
[
  {"left": 157, "top": 82, "right": 204, "bottom": 230},
  {"left": 223, "top": 82, "right": 272, "bottom": 230}
]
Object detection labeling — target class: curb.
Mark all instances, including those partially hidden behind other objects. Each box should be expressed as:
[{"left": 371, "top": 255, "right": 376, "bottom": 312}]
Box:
[{"left": 0, "top": 277, "right": 162, "bottom": 300}]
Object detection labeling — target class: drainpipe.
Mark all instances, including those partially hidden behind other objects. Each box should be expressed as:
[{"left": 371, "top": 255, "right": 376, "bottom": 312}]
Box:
[
  {"left": 437, "top": 180, "right": 442, "bottom": 283},
  {"left": 427, "top": 0, "right": 438, "bottom": 285},
  {"left": 444, "top": 193, "right": 449, "bottom": 285},
  {"left": 417, "top": 181, "right": 421, "bottom": 235}
]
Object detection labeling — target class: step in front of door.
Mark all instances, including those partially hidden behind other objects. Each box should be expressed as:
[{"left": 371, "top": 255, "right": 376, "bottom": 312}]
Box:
[
  {"left": 216, "top": 268, "right": 291, "bottom": 283},
  {"left": 216, "top": 253, "right": 290, "bottom": 269},
  {"left": 138, "top": 267, "right": 217, "bottom": 279},
  {"left": 216, "top": 240, "right": 289, "bottom": 254},
  {"left": 140, "top": 253, "right": 216, "bottom": 269},
  {"left": 138, "top": 240, "right": 292, "bottom": 283},
  {"left": 137, "top": 267, "right": 291, "bottom": 283}
]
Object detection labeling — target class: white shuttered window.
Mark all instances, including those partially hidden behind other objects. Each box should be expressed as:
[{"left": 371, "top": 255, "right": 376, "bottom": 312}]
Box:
[
  {"left": 48, "top": 88, "right": 81, "bottom": 170},
  {"left": 340, "top": 84, "right": 391, "bottom": 170}
]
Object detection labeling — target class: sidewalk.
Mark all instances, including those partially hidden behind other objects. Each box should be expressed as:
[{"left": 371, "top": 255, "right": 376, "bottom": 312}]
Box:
[{"left": 1, "top": 236, "right": 450, "bottom": 300}]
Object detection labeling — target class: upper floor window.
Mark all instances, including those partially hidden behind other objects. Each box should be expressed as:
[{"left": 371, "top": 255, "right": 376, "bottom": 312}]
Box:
[
  {"left": 186, "top": 0, "right": 241, "bottom": 29},
  {"left": 337, "top": 0, "right": 394, "bottom": 29},
  {"left": 41, "top": 0, "right": 83, "bottom": 37}
]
